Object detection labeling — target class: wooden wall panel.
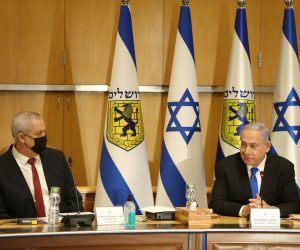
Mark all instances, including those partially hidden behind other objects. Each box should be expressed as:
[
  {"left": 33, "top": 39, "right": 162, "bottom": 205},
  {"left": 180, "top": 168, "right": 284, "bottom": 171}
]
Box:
[
  {"left": 260, "top": 0, "right": 300, "bottom": 86},
  {"left": 0, "top": 0, "right": 64, "bottom": 84},
  {"left": 62, "top": 93, "right": 106, "bottom": 186},
  {"left": 1, "top": 0, "right": 298, "bottom": 191},
  {"left": 0, "top": 233, "right": 189, "bottom": 250},
  {"left": 163, "top": 0, "right": 260, "bottom": 86},
  {"left": 65, "top": 0, "right": 118, "bottom": 84},
  {"left": 256, "top": 93, "right": 274, "bottom": 129},
  {"left": 65, "top": 0, "right": 163, "bottom": 85},
  {"left": 0, "top": 92, "right": 63, "bottom": 154},
  {"left": 131, "top": 0, "right": 163, "bottom": 85},
  {"left": 207, "top": 232, "right": 300, "bottom": 250},
  {"left": 257, "top": 1, "right": 300, "bottom": 138},
  {"left": 191, "top": 0, "right": 236, "bottom": 86},
  {"left": 246, "top": 0, "right": 261, "bottom": 85}
]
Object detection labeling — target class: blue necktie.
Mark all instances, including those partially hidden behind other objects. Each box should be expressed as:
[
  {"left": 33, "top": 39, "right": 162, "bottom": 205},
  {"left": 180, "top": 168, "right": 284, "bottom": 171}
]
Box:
[{"left": 250, "top": 167, "right": 259, "bottom": 198}]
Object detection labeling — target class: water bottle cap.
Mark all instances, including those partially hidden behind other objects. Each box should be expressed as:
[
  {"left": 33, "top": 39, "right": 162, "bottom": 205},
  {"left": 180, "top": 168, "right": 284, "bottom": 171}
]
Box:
[
  {"left": 50, "top": 186, "right": 60, "bottom": 194},
  {"left": 186, "top": 184, "right": 195, "bottom": 189}
]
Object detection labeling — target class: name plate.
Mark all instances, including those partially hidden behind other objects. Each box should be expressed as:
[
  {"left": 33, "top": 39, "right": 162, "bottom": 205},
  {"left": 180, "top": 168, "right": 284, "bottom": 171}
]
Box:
[
  {"left": 96, "top": 206, "right": 124, "bottom": 225},
  {"left": 250, "top": 208, "right": 280, "bottom": 227}
]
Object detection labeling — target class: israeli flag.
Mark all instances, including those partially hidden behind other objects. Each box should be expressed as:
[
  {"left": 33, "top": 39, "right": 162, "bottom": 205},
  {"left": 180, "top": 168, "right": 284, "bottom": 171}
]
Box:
[
  {"left": 270, "top": 5, "right": 300, "bottom": 196},
  {"left": 94, "top": 3, "right": 154, "bottom": 213},
  {"left": 155, "top": 3, "right": 207, "bottom": 208},
  {"left": 216, "top": 2, "right": 256, "bottom": 163}
]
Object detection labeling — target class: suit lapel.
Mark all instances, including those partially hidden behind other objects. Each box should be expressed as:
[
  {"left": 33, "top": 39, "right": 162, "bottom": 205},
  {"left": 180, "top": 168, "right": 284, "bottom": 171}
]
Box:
[
  {"left": 5, "top": 149, "right": 35, "bottom": 203},
  {"left": 237, "top": 155, "right": 252, "bottom": 197},
  {"left": 260, "top": 155, "right": 272, "bottom": 197},
  {"left": 40, "top": 151, "right": 52, "bottom": 192}
]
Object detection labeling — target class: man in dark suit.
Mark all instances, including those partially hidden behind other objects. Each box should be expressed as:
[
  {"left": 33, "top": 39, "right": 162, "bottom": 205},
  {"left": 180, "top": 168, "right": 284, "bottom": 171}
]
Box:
[
  {"left": 209, "top": 122, "right": 300, "bottom": 218},
  {"left": 0, "top": 111, "right": 84, "bottom": 219}
]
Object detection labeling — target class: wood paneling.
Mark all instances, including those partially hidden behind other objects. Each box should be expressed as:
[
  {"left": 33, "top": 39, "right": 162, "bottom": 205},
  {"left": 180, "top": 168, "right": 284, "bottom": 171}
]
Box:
[
  {"left": 1, "top": 0, "right": 298, "bottom": 192},
  {"left": 0, "top": 233, "right": 189, "bottom": 250},
  {"left": 62, "top": 92, "right": 106, "bottom": 186},
  {"left": 131, "top": 0, "right": 163, "bottom": 85},
  {"left": 207, "top": 232, "right": 300, "bottom": 250},
  {"left": 163, "top": 0, "right": 260, "bottom": 86},
  {"left": 65, "top": 0, "right": 163, "bottom": 85},
  {"left": 65, "top": 0, "right": 118, "bottom": 84},
  {"left": 259, "top": 0, "right": 300, "bottom": 86},
  {"left": 0, "top": 0, "right": 64, "bottom": 84},
  {"left": 0, "top": 92, "right": 63, "bottom": 154}
]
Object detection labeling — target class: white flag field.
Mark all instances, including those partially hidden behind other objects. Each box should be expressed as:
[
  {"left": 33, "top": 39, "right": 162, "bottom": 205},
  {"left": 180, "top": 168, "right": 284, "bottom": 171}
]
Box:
[
  {"left": 155, "top": 3, "right": 207, "bottom": 208},
  {"left": 270, "top": 6, "right": 300, "bottom": 197},
  {"left": 94, "top": 3, "right": 153, "bottom": 213},
  {"left": 216, "top": 4, "right": 256, "bottom": 164}
]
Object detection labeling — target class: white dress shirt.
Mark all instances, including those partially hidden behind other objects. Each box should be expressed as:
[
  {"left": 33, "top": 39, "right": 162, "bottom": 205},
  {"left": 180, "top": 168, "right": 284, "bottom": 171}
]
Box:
[
  {"left": 239, "top": 155, "right": 267, "bottom": 217},
  {"left": 12, "top": 146, "right": 49, "bottom": 217}
]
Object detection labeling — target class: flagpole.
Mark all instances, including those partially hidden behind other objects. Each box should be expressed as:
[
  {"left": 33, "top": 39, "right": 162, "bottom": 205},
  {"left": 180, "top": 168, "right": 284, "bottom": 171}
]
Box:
[{"left": 121, "top": 0, "right": 129, "bottom": 5}]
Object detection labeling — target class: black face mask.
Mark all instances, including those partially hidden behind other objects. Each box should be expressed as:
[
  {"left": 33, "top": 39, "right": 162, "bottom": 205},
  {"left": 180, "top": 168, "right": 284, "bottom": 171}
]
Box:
[
  {"left": 31, "top": 135, "right": 47, "bottom": 154},
  {"left": 24, "top": 134, "right": 47, "bottom": 154}
]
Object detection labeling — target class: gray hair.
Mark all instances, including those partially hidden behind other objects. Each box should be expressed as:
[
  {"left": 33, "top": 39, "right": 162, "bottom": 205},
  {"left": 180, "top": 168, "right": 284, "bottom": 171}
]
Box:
[
  {"left": 241, "top": 122, "right": 270, "bottom": 142},
  {"left": 11, "top": 111, "right": 41, "bottom": 138}
]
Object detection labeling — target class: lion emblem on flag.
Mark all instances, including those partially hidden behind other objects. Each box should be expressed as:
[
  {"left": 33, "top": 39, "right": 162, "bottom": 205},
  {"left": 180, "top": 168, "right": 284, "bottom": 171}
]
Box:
[
  {"left": 221, "top": 100, "right": 256, "bottom": 149},
  {"left": 107, "top": 100, "right": 144, "bottom": 151}
]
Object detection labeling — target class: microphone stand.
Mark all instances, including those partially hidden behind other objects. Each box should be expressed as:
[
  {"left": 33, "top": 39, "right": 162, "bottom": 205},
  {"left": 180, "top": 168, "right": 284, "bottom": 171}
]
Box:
[
  {"left": 260, "top": 171, "right": 264, "bottom": 208},
  {"left": 61, "top": 166, "right": 95, "bottom": 227}
]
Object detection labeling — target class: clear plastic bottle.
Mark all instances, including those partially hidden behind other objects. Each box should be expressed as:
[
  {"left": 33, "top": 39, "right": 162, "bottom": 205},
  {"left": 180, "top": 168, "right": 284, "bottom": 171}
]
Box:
[
  {"left": 123, "top": 194, "right": 136, "bottom": 229},
  {"left": 186, "top": 183, "right": 197, "bottom": 208},
  {"left": 48, "top": 187, "right": 61, "bottom": 225}
]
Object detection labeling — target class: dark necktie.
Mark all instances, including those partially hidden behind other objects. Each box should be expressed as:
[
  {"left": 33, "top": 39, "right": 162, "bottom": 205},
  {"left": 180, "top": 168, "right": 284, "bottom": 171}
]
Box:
[
  {"left": 28, "top": 158, "right": 46, "bottom": 217},
  {"left": 250, "top": 167, "right": 259, "bottom": 198}
]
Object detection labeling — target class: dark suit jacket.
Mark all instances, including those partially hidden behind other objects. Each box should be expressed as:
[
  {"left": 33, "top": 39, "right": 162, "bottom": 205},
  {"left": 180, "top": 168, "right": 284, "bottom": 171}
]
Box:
[
  {"left": 209, "top": 152, "right": 300, "bottom": 218},
  {"left": 0, "top": 145, "right": 84, "bottom": 219}
]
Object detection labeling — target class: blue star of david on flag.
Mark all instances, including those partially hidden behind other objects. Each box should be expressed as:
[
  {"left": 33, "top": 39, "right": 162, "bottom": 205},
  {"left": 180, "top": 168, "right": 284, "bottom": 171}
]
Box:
[
  {"left": 166, "top": 88, "right": 201, "bottom": 144},
  {"left": 273, "top": 87, "right": 300, "bottom": 144}
]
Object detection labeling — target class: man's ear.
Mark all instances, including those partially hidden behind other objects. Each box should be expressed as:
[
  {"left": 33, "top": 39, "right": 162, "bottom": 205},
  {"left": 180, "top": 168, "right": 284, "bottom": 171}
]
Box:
[
  {"left": 17, "top": 132, "right": 26, "bottom": 143},
  {"left": 265, "top": 140, "right": 271, "bottom": 153}
]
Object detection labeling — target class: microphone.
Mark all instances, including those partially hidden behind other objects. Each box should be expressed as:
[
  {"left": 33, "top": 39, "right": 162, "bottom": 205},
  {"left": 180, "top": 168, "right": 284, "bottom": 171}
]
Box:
[
  {"left": 61, "top": 164, "right": 95, "bottom": 227},
  {"left": 72, "top": 176, "right": 81, "bottom": 214},
  {"left": 68, "top": 157, "right": 80, "bottom": 214},
  {"left": 260, "top": 171, "right": 264, "bottom": 208},
  {"left": 67, "top": 157, "right": 81, "bottom": 213}
]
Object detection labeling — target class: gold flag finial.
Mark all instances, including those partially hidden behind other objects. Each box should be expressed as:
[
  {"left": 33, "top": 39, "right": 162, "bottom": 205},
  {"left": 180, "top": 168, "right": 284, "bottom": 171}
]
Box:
[
  {"left": 182, "top": 0, "right": 190, "bottom": 6},
  {"left": 122, "top": 0, "right": 129, "bottom": 5},
  {"left": 285, "top": 0, "right": 293, "bottom": 7},
  {"left": 237, "top": 0, "right": 246, "bottom": 8}
]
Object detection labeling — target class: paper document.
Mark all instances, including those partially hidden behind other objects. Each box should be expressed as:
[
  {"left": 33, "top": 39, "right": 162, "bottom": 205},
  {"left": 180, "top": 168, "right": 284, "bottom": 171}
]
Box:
[{"left": 59, "top": 212, "right": 95, "bottom": 216}]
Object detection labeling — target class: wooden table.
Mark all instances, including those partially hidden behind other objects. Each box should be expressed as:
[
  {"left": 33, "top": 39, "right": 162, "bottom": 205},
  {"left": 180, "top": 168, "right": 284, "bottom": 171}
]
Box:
[{"left": 0, "top": 216, "right": 300, "bottom": 250}]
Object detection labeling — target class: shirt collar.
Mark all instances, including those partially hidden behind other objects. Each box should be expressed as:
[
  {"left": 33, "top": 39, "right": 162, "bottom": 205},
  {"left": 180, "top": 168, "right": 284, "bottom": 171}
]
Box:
[
  {"left": 247, "top": 154, "right": 267, "bottom": 173},
  {"left": 12, "top": 145, "right": 41, "bottom": 165}
]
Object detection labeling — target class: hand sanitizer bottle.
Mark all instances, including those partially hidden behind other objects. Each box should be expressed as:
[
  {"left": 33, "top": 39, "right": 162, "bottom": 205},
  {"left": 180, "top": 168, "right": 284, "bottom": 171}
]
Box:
[{"left": 124, "top": 194, "right": 136, "bottom": 229}]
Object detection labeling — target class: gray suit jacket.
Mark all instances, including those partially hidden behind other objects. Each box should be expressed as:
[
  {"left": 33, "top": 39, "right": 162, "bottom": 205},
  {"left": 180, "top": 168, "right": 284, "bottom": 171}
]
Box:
[{"left": 209, "top": 152, "right": 300, "bottom": 217}]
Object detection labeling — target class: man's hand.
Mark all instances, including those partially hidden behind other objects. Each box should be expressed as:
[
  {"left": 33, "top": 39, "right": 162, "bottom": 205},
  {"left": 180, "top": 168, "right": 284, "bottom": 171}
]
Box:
[
  {"left": 241, "top": 204, "right": 251, "bottom": 217},
  {"left": 249, "top": 194, "right": 273, "bottom": 208}
]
